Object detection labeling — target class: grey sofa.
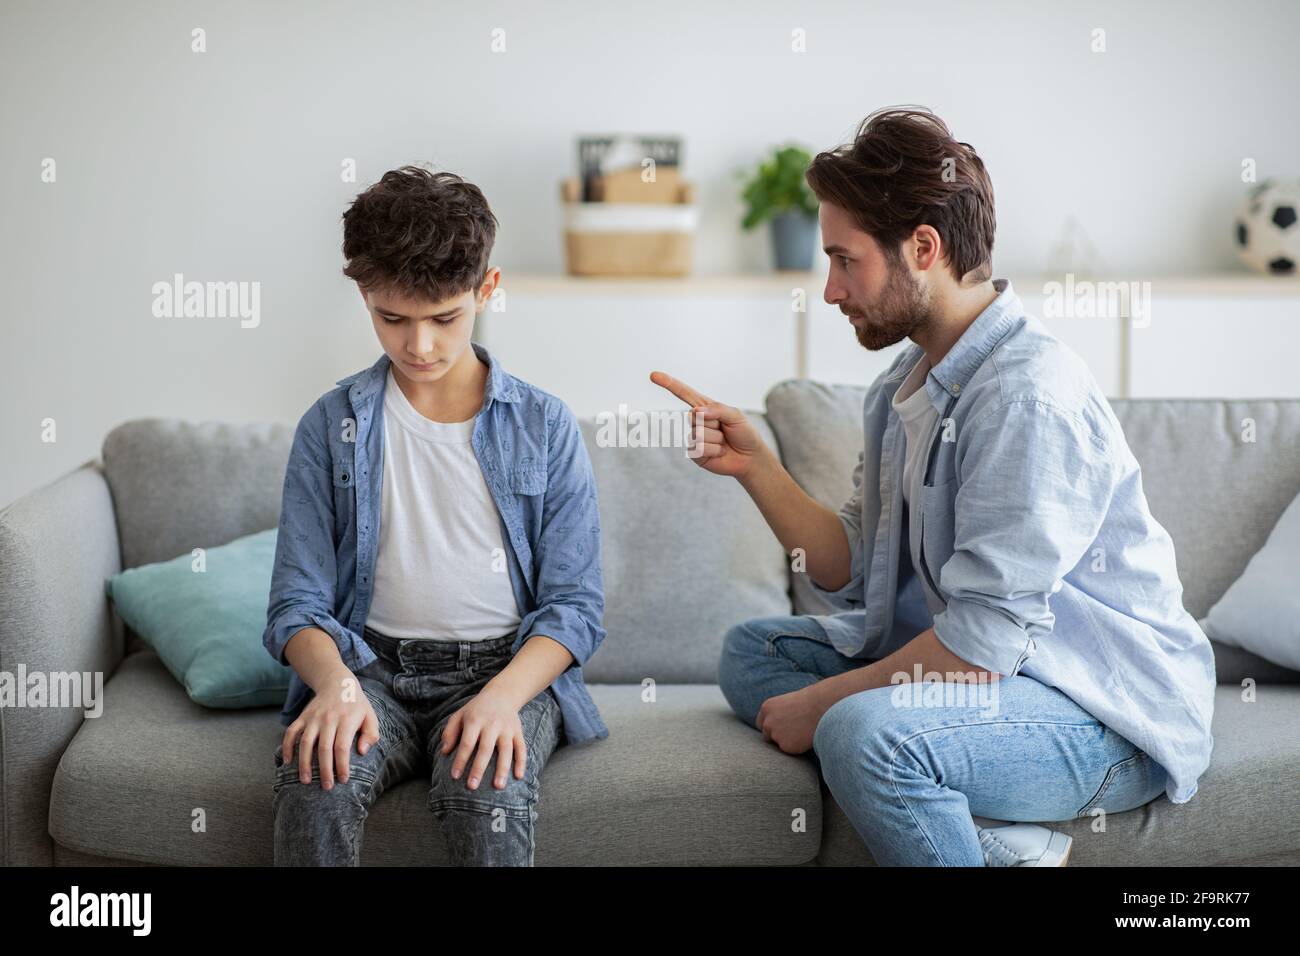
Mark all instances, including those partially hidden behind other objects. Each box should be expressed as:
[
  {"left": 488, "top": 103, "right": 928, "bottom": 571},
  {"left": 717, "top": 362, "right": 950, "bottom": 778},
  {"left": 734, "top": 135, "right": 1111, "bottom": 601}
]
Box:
[{"left": 2, "top": 381, "right": 1298, "bottom": 866}]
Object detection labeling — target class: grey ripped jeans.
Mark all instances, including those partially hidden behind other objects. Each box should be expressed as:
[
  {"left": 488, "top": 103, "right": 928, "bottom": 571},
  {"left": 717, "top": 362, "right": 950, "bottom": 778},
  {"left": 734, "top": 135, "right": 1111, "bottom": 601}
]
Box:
[{"left": 272, "top": 626, "right": 565, "bottom": 866}]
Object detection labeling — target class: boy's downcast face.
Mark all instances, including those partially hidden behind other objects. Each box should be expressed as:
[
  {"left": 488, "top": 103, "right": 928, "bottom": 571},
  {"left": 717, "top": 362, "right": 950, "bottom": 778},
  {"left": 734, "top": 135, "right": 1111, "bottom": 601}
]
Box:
[{"left": 360, "top": 283, "right": 484, "bottom": 382}]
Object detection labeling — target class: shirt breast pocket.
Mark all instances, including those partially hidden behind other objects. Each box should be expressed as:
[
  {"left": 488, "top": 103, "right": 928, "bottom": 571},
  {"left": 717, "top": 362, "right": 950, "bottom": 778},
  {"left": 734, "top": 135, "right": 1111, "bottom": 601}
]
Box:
[
  {"left": 918, "top": 476, "right": 957, "bottom": 598},
  {"left": 332, "top": 459, "right": 355, "bottom": 489},
  {"left": 331, "top": 458, "right": 356, "bottom": 539},
  {"left": 509, "top": 466, "right": 547, "bottom": 497}
]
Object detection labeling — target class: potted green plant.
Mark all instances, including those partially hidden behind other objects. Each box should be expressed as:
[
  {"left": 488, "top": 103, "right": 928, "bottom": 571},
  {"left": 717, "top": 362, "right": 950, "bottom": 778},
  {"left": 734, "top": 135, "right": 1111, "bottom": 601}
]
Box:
[{"left": 739, "top": 144, "right": 820, "bottom": 270}]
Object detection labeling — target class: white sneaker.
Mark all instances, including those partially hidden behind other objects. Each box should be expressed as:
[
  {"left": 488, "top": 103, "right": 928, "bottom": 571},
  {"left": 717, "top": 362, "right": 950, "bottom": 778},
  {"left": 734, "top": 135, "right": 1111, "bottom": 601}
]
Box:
[{"left": 974, "top": 817, "right": 1073, "bottom": 867}]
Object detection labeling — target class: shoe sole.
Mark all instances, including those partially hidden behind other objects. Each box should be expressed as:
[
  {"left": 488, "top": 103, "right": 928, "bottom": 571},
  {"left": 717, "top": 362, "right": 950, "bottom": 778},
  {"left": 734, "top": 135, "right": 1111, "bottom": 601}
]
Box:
[{"left": 1044, "top": 832, "right": 1073, "bottom": 867}]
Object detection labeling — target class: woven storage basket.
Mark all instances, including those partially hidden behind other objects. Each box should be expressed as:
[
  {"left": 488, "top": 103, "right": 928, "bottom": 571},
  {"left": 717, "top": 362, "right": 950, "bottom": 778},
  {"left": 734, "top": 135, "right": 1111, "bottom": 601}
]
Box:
[{"left": 560, "top": 177, "right": 697, "bottom": 276}]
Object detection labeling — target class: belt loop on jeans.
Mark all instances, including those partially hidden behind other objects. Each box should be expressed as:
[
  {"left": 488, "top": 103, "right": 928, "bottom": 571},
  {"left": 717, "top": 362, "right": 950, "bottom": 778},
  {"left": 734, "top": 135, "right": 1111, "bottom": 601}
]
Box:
[{"left": 363, "top": 626, "right": 399, "bottom": 664}]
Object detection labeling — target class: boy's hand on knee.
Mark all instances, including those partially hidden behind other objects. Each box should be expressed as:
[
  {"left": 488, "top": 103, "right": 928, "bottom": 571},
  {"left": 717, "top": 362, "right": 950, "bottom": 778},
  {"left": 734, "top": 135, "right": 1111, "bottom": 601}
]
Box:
[
  {"left": 440, "top": 689, "right": 528, "bottom": 791},
  {"left": 280, "top": 669, "right": 381, "bottom": 792}
]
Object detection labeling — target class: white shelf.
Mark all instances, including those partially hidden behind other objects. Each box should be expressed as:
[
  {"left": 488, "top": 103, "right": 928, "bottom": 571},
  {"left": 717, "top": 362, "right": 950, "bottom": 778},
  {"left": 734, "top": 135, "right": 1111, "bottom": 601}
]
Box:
[
  {"left": 497, "top": 271, "right": 822, "bottom": 297},
  {"left": 481, "top": 271, "right": 1300, "bottom": 408},
  {"left": 497, "top": 271, "right": 1300, "bottom": 298},
  {"left": 1026, "top": 274, "right": 1300, "bottom": 297}
]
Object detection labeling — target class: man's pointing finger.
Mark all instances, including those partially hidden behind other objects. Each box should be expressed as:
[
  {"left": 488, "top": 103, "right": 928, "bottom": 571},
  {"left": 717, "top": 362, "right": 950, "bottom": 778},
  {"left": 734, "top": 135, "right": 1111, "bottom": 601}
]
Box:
[{"left": 649, "top": 370, "right": 713, "bottom": 408}]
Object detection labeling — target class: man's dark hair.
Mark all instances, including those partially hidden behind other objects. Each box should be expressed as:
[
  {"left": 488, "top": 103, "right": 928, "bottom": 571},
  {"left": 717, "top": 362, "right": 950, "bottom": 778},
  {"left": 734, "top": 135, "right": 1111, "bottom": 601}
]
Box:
[
  {"left": 805, "top": 106, "right": 996, "bottom": 283},
  {"left": 341, "top": 165, "right": 498, "bottom": 303}
]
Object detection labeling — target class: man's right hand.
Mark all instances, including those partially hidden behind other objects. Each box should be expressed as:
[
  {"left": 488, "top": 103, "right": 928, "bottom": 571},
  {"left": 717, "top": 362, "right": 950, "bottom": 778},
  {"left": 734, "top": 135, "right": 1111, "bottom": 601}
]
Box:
[
  {"left": 281, "top": 667, "right": 381, "bottom": 791},
  {"left": 649, "top": 370, "right": 854, "bottom": 592},
  {"left": 649, "top": 371, "right": 774, "bottom": 480}
]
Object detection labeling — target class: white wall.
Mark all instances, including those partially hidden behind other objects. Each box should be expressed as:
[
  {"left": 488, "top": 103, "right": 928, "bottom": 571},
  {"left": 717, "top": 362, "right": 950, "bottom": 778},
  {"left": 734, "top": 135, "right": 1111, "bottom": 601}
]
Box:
[{"left": 2, "top": 0, "right": 1299, "bottom": 506}]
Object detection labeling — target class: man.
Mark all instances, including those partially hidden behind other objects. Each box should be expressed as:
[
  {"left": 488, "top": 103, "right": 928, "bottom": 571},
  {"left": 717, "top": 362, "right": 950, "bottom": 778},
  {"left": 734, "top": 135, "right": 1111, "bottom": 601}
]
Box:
[{"left": 650, "top": 107, "right": 1214, "bottom": 866}]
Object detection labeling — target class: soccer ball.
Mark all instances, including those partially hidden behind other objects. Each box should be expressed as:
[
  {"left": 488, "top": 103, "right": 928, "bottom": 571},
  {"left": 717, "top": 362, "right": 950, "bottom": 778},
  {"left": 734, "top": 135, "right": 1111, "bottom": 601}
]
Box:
[{"left": 1235, "top": 178, "right": 1300, "bottom": 275}]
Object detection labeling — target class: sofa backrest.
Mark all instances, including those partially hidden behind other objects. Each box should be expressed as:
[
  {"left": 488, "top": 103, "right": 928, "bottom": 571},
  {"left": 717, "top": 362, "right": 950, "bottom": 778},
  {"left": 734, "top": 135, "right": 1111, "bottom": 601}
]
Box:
[
  {"left": 764, "top": 381, "right": 1300, "bottom": 682},
  {"left": 101, "top": 391, "right": 1300, "bottom": 688},
  {"left": 577, "top": 416, "right": 792, "bottom": 682},
  {"left": 103, "top": 418, "right": 295, "bottom": 571},
  {"left": 1105, "top": 399, "right": 1300, "bottom": 619},
  {"left": 100, "top": 414, "right": 793, "bottom": 685},
  {"left": 764, "top": 383, "right": 1300, "bottom": 619}
]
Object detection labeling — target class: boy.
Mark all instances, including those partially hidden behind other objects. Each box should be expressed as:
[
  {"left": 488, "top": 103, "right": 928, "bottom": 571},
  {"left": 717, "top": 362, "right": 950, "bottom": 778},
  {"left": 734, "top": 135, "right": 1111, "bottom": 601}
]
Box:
[{"left": 263, "top": 165, "right": 608, "bottom": 866}]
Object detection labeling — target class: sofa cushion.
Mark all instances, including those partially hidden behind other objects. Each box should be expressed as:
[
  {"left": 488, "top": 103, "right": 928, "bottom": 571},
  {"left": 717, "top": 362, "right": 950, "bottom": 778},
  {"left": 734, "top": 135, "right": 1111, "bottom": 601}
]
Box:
[
  {"left": 579, "top": 413, "right": 792, "bottom": 683},
  {"left": 1199, "top": 617, "right": 1300, "bottom": 685},
  {"left": 815, "top": 684, "right": 1300, "bottom": 866},
  {"left": 762, "top": 381, "right": 866, "bottom": 617},
  {"left": 48, "top": 651, "right": 821, "bottom": 866},
  {"left": 1203, "top": 487, "right": 1300, "bottom": 671},
  {"left": 103, "top": 527, "right": 291, "bottom": 708}
]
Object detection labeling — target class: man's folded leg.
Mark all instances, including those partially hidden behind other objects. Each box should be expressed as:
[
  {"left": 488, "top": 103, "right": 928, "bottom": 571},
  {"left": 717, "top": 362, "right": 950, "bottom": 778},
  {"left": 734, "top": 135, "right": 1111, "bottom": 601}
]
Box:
[
  {"left": 717, "top": 614, "right": 872, "bottom": 729},
  {"left": 812, "top": 673, "right": 1168, "bottom": 866}
]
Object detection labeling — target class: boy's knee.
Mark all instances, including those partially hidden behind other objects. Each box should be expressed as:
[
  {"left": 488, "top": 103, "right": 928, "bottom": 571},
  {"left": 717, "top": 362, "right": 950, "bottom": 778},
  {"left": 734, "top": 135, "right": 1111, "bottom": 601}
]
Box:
[
  {"left": 427, "top": 753, "right": 536, "bottom": 818},
  {"left": 272, "top": 738, "right": 384, "bottom": 814},
  {"left": 272, "top": 771, "right": 371, "bottom": 831}
]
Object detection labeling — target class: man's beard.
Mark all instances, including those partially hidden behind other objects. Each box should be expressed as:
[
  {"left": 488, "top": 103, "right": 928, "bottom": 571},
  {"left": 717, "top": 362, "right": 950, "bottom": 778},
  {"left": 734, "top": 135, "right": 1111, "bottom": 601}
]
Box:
[{"left": 845, "top": 258, "right": 934, "bottom": 351}]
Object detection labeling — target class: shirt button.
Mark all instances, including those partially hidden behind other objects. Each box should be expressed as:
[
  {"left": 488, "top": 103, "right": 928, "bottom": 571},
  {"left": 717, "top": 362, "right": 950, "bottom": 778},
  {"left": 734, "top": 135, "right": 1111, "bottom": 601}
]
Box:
[{"left": 951, "top": 383, "right": 962, "bottom": 394}]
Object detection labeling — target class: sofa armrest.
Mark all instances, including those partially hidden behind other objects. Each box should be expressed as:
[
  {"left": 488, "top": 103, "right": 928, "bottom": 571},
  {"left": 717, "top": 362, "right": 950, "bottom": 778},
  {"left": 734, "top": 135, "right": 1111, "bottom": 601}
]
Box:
[{"left": 0, "top": 460, "right": 125, "bottom": 865}]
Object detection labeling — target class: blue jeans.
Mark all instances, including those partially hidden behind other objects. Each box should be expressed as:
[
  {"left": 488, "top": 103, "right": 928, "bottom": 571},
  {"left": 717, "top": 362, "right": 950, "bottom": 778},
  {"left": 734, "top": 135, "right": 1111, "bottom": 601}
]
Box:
[
  {"left": 272, "top": 627, "right": 564, "bottom": 866},
  {"left": 719, "top": 614, "right": 1168, "bottom": 866}
]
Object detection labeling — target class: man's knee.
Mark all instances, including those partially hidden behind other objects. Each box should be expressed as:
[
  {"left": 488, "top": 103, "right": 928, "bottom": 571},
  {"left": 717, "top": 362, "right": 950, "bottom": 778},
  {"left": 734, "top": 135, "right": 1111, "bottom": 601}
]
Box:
[
  {"left": 718, "top": 615, "right": 801, "bottom": 675},
  {"left": 813, "top": 687, "right": 903, "bottom": 770},
  {"left": 719, "top": 617, "right": 781, "bottom": 708},
  {"left": 722, "top": 616, "right": 769, "bottom": 651}
]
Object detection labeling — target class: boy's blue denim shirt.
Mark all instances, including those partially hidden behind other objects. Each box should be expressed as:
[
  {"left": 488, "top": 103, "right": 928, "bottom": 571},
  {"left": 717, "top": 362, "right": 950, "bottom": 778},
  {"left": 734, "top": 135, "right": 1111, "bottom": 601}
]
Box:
[
  {"left": 263, "top": 342, "right": 609, "bottom": 744},
  {"left": 809, "top": 278, "right": 1216, "bottom": 805}
]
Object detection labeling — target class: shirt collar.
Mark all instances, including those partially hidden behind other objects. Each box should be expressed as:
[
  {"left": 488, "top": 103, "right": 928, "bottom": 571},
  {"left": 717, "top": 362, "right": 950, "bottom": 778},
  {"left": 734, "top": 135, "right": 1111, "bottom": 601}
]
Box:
[
  {"left": 891, "top": 278, "right": 1021, "bottom": 411},
  {"left": 334, "top": 341, "right": 521, "bottom": 409}
]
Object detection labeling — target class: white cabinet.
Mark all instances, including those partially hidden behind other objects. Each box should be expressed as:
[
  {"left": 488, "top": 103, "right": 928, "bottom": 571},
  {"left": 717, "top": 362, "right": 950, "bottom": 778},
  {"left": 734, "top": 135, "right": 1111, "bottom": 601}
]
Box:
[
  {"left": 480, "top": 276, "right": 802, "bottom": 416},
  {"left": 1127, "top": 293, "right": 1299, "bottom": 398},
  {"left": 479, "top": 274, "right": 1300, "bottom": 415}
]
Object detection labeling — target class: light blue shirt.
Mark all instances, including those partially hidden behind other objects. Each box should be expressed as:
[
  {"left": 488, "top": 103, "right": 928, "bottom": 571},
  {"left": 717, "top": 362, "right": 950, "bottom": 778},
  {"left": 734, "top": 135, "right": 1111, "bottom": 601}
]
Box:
[
  {"left": 810, "top": 279, "right": 1216, "bottom": 804},
  {"left": 262, "top": 343, "right": 609, "bottom": 743}
]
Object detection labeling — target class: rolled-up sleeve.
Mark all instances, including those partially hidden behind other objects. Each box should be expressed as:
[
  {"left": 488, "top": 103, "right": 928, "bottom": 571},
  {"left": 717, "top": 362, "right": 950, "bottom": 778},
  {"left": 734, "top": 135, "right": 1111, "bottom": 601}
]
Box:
[
  {"left": 931, "top": 399, "right": 1118, "bottom": 677},
  {"left": 515, "top": 404, "right": 607, "bottom": 668},
  {"left": 806, "top": 447, "right": 868, "bottom": 610},
  {"left": 263, "top": 399, "right": 374, "bottom": 672}
]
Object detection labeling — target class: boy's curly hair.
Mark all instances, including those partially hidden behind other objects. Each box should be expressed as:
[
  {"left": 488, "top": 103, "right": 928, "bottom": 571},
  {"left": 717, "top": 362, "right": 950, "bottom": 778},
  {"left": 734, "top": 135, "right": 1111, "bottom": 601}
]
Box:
[{"left": 341, "top": 165, "right": 498, "bottom": 303}]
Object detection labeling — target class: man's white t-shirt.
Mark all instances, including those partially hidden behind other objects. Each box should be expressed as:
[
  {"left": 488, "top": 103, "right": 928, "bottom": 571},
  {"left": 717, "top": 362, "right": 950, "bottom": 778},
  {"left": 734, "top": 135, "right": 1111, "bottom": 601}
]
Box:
[
  {"left": 891, "top": 354, "right": 939, "bottom": 583},
  {"left": 364, "top": 367, "right": 522, "bottom": 641}
]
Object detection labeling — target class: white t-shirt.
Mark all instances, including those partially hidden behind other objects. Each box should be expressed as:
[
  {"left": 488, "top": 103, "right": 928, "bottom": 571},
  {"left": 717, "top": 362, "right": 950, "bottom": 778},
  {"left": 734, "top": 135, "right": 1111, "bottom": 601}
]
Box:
[
  {"left": 891, "top": 354, "right": 939, "bottom": 588},
  {"left": 892, "top": 354, "right": 938, "bottom": 507},
  {"left": 364, "top": 367, "right": 522, "bottom": 641}
]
